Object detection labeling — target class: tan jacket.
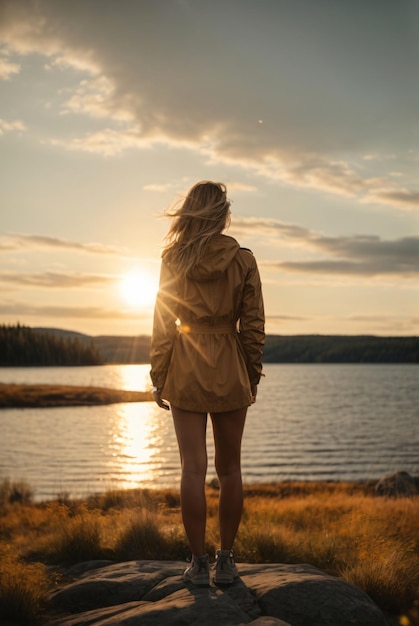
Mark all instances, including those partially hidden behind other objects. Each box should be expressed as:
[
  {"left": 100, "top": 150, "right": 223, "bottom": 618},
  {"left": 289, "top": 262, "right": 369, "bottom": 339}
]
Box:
[{"left": 150, "top": 234, "right": 265, "bottom": 412}]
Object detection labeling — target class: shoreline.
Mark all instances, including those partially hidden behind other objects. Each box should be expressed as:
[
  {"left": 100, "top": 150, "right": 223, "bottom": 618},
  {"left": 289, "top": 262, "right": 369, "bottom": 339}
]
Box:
[{"left": 0, "top": 383, "right": 153, "bottom": 408}]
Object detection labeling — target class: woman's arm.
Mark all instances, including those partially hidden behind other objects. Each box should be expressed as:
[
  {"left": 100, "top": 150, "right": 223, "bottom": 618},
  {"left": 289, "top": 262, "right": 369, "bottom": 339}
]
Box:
[
  {"left": 150, "top": 260, "right": 179, "bottom": 394},
  {"left": 239, "top": 254, "right": 265, "bottom": 394}
]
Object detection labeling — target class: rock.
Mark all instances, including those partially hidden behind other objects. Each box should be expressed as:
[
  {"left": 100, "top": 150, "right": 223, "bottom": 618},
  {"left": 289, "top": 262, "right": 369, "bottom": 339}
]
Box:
[
  {"left": 48, "top": 560, "right": 390, "bottom": 626},
  {"left": 240, "top": 563, "right": 389, "bottom": 626},
  {"left": 375, "top": 471, "right": 418, "bottom": 497}
]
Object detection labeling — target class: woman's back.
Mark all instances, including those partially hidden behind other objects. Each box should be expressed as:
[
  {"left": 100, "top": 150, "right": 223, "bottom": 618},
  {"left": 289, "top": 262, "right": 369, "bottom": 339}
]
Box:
[{"left": 165, "top": 234, "right": 256, "bottom": 327}]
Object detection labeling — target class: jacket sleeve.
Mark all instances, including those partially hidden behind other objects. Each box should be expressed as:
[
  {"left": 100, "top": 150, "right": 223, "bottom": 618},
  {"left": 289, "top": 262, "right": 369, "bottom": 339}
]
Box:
[
  {"left": 149, "top": 260, "right": 179, "bottom": 391},
  {"left": 238, "top": 254, "right": 265, "bottom": 388}
]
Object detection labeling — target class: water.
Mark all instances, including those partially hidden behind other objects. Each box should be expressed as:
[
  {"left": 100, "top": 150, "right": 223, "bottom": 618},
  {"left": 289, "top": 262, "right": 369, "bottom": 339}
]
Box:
[{"left": 0, "top": 364, "right": 418, "bottom": 501}]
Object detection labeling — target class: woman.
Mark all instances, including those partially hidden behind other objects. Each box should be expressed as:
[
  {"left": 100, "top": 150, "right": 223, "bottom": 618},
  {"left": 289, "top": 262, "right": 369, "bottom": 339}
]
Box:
[{"left": 150, "top": 181, "right": 265, "bottom": 586}]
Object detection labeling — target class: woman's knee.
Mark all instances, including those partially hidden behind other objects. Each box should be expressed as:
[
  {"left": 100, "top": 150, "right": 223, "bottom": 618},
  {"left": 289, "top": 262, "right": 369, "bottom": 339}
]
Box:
[
  {"left": 181, "top": 455, "right": 208, "bottom": 476},
  {"left": 215, "top": 460, "right": 241, "bottom": 479}
]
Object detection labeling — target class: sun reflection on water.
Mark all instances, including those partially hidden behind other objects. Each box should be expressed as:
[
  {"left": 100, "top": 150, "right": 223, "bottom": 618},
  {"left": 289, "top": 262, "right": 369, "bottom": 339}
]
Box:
[
  {"left": 107, "top": 401, "right": 180, "bottom": 489},
  {"left": 118, "top": 364, "right": 152, "bottom": 392}
]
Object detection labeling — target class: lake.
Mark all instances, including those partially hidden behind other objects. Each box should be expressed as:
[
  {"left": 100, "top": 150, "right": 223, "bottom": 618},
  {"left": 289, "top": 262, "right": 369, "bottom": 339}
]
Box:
[{"left": 0, "top": 364, "right": 418, "bottom": 501}]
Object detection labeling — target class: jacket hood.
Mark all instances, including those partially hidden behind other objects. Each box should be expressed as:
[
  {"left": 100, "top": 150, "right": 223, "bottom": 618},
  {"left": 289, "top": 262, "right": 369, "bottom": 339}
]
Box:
[{"left": 187, "top": 234, "right": 241, "bottom": 281}]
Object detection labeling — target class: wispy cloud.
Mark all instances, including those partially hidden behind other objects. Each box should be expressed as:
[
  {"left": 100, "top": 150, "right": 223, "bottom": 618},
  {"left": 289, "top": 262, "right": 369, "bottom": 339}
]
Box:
[
  {"left": 346, "top": 314, "right": 419, "bottom": 335},
  {"left": 266, "top": 314, "right": 308, "bottom": 322},
  {"left": 143, "top": 181, "right": 179, "bottom": 193},
  {"left": 225, "top": 181, "right": 257, "bottom": 193},
  {"left": 273, "top": 259, "right": 418, "bottom": 277},
  {"left": 231, "top": 217, "right": 313, "bottom": 243},
  {"left": 232, "top": 217, "right": 419, "bottom": 277},
  {"left": 143, "top": 178, "right": 256, "bottom": 194},
  {"left": 254, "top": 156, "right": 419, "bottom": 210},
  {"left": 1, "top": 233, "right": 125, "bottom": 255},
  {"left": 60, "top": 75, "right": 134, "bottom": 122},
  {"left": 0, "top": 55, "right": 20, "bottom": 79},
  {"left": 365, "top": 188, "right": 419, "bottom": 211},
  {"left": 0, "top": 271, "right": 113, "bottom": 288},
  {"left": 49, "top": 127, "right": 145, "bottom": 157},
  {"left": 0, "top": 301, "right": 149, "bottom": 321},
  {"left": 0, "top": 118, "right": 26, "bottom": 135}
]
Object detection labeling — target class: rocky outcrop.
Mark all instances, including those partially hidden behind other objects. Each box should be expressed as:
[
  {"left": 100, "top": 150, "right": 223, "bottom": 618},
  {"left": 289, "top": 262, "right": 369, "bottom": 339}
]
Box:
[
  {"left": 375, "top": 471, "right": 418, "bottom": 497},
  {"left": 48, "top": 560, "right": 390, "bottom": 626}
]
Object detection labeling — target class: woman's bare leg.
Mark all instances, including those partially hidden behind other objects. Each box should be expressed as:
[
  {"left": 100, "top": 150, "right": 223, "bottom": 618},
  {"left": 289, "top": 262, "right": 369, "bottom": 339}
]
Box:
[
  {"left": 171, "top": 406, "right": 208, "bottom": 556},
  {"left": 210, "top": 407, "right": 247, "bottom": 550}
]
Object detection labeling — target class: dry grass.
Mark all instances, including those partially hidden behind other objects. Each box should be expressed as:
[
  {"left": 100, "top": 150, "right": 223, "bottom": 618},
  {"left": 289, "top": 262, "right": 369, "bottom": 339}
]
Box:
[
  {"left": 0, "top": 547, "right": 51, "bottom": 623},
  {"left": 235, "top": 490, "right": 419, "bottom": 618},
  {"left": 0, "top": 383, "right": 153, "bottom": 407},
  {"left": 0, "top": 479, "right": 418, "bottom": 624}
]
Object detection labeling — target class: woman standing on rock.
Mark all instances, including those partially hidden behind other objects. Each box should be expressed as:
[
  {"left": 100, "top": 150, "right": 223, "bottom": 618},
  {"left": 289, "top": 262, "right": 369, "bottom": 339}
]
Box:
[{"left": 150, "top": 181, "right": 265, "bottom": 585}]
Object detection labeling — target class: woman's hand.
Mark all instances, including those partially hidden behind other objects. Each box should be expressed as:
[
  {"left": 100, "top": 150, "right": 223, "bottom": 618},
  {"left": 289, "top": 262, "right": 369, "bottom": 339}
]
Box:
[
  {"left": 251, "top": 385, "right": 257, "bottom": 404},
  {"left": 152, "top": 388, "right": 170, "bottom": 410}
]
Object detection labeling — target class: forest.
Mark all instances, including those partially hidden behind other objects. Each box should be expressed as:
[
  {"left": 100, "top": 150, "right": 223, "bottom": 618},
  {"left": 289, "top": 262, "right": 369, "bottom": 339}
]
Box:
[
  {"left": 0, "top": 324, "right": 418, "bottom": 365},
  {"left": 0, "top": 324, "right": 103, "bottom": 366},
  {"left": 262, "top": 334, "right": 419, "bottom": 363}
]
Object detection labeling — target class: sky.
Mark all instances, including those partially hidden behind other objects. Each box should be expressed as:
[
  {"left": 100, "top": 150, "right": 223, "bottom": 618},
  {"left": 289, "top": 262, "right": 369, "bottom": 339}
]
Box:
[{"left": 1, "top": 0, "right": 418, "bottom": 338}]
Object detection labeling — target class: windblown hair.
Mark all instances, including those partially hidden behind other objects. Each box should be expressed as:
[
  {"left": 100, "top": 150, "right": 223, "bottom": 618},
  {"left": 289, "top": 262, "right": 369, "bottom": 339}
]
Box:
[{"left": 162, "top": 181, "right": 231, "bottom": 274}]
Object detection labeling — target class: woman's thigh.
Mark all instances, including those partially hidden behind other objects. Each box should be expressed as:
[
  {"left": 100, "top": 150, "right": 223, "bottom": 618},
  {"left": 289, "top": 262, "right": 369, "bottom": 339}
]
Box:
[
  {"left": 210, "top": 407, "right": 247, "bottom": 475},
  {"left": 171, "top": 405, "right": 208, "bottom": 474}
]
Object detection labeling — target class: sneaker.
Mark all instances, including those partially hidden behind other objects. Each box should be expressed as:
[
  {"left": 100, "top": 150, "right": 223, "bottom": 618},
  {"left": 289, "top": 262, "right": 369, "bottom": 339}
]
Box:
[
  {"left": 183, "top": 554, "right": 210, "bottom": 586},
  {"left": 213, "top": 549, "right": 239, "bottom": 584}
]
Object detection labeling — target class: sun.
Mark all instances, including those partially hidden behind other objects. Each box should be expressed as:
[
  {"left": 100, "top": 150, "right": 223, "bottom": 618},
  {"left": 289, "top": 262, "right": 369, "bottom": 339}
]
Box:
[{"left": 119, "top": 270, "right": 158, "bottom": 309}]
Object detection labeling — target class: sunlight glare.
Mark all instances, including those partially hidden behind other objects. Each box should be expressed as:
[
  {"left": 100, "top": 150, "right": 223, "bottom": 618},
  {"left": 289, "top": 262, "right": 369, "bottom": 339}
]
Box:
[
  {"left": 108, "top": 403, "right": 178, "bottom": 489},
  {"left": 120, "top": 270, "right": 157, "bottom": 309}
]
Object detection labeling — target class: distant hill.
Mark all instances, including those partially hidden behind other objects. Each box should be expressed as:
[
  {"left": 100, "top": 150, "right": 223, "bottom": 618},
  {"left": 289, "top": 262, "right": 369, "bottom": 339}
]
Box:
[
  {"left": 34, "top": 328, "right": 151, "bottom": 363},
  {"left": 27, "top": 327, "right": 419, "bottom": 365},
  {"left": 93, "top": 335, "right": 151, "bottom": 364}
]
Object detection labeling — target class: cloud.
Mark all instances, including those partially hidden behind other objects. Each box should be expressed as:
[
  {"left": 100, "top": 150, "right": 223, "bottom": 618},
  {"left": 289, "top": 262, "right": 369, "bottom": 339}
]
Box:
[
  {"left": 266, "top": 314, "right": 308, "bottom": 322},
  {"left": 60, "top": 75, "right": 134, "bottom": 122},
  {"left": 143, "top": 178, "right": 256, "bottom": 194},
  {"left": 0, "top": 118, "right": 26, "bottom": 135},
  {"left": 1, "top": 1, "right": 419, "bottom": 210},
  {"left": 0, "top": 240, "right": 16, "bottom": 252},
  {"left": 365, "top": 188, "right": 419, "bottom": 211},
  {"left": 0, "top": 56, "right": 20, "bottom": 79},
  {"left": 232, "top": 217, "right": 419, "bottom": 277},
  {"left": 49, "top": 127, "right": 145, "bottom": 157},
  {"left": 346, "top": 314, "right": 419, "bottom": 335},
  {"left": 0, "top": 271, "right": 113, "bottom": 288},
  {"left": 231, "top": 217, "right": 313, "bottom": 243},
  {"left": 1, "top": 233, "right": 125, "bottom": 255},
  {"left": 0, "top": 2, "right": 99, "bottom": 72},
  {"left": 279, "top": 158, "right": 368, "bottom": 198},
  {"left": 143, "top": 182, "right": 177, "bottom": 193},
  {"left": 275, "top": 259, "right": 397, "bottom": 276},
  {"left": 253, "top": 155, "right": 419, "bottom": 209},
  {"left": 0, "top": 301, "right": 149, "bottom": 321},
  {"left": 225, "top": 181, "right": 257, "bottom": 193}
]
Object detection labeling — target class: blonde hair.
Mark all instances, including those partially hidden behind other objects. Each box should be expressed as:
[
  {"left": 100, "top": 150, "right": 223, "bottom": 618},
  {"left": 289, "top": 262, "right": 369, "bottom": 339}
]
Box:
[{"left": 162, "top": 181, "right": 231, "bottom": 273}]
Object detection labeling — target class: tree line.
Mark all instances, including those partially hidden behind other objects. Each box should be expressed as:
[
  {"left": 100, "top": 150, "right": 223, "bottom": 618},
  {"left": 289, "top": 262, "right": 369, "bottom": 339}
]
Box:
[
  {"left": 1, "top": 325, "right": 418, "bottom": 366},
  {"left": 263, "top": 334, "right": 419, "bottom": 363},
  {"left": 0, "top": 324, "right": 103, "bottom": 366}
]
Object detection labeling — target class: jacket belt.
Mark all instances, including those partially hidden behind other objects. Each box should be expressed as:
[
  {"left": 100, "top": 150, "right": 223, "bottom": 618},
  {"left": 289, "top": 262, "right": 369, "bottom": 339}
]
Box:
[{"left": 179, "top": 323, "right": 236, "bottom": 334}]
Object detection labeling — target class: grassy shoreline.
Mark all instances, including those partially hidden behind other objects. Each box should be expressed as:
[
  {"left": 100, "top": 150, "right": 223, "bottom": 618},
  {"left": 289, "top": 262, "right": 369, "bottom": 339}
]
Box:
[
  {"left": 0, "top": 479, "right": 418, "bottom": 624},
  {"left": 0, "top": 383, "right": 153, "bottom": 407}
]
